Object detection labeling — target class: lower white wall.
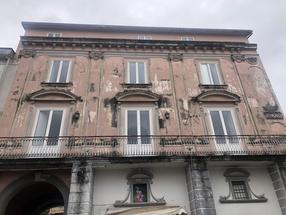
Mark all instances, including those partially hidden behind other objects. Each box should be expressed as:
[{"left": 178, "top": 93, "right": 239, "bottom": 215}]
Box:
[
  {"left": 93, "top": 166, "right": 190, "bottom": 215},
  {"left": 208, "top": 162, "right": 282, "bottom": 215}
]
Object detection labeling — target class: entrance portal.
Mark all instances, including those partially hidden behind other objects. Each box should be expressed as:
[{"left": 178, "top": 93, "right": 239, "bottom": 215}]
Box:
[{"left": 0, "top": 174, "right": 69, "bottom": 215}]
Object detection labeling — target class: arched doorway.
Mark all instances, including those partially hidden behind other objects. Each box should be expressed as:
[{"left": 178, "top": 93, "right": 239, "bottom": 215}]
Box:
[{"left": 0, "top": 174, "right": 69, "bottom": 215}]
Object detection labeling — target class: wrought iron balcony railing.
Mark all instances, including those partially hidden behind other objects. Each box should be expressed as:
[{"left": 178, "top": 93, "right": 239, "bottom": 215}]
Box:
[{"left": 0, "top": 135, "right": 285, "bottom": 159}]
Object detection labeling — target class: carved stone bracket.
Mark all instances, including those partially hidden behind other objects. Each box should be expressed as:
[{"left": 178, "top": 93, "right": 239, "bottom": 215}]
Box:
[
  {"left": 18, "top": 49, "right": 36, "bottom": 58},
  {"left": 89, "top": 51, "right": 104, "bottom": 60},
  {"left": 168, "top": 53, "right": 183, "bottom": 62},
  {"left": 263, "top": 103, "right": 284, "bottom": 120},
  {"left": 231, "top": 54, "right": 258, "bottom": 65}
]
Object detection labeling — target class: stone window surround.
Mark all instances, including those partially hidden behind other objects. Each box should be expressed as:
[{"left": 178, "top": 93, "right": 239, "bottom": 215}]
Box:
[
  {"left": 219, "top": 168, "right": 268, "bottom": 203},
  {"left": 114, "top": 169, "right": 166, "bottom": 207}
]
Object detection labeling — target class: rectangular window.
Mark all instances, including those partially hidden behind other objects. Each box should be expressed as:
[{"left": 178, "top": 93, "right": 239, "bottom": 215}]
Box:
[
  {"left": 200, "top": 63, "right": 221, "bottom": 85},
  {"left": 127, "top": 109, "right": 151, "bottom": 144},
  {"left": 209, "top": 109, "right": 238, "bottom": 144},
  {"left": 47, "top": 32, "right": 61, "bottom": 37},
  {"left": 138, "top": 35, "right": 152, "bottom": 40},
  {"left": 231, "top": 181, "right": 250, "bottom": 200},
  {"left": 33, "top": 109, "right": 63, "bottom": 146},
  {"left": 128, "top": 61, "right": 146, "bottom": 84},
  {"left": 49, "top": 60, "right": 70, "bottom": 83},
  {"left": 181, "top": 36, "right": 193, "bottom": 41}
]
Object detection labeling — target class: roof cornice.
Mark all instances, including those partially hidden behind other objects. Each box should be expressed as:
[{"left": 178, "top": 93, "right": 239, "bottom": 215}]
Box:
[
  {"left": 22, "top": 21, "right": 253, "bottom": 38},
  {"left": 20, "top": 36, "right": 257, "bottom": 52}
]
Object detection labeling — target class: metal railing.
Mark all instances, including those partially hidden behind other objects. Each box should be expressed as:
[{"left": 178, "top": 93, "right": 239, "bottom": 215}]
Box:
[{"left": 0, "top": 135, "right": 285, "bottom": 159}]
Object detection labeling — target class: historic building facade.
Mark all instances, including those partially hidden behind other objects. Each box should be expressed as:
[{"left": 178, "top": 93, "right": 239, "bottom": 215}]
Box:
[{"left": 0, "top": 22, "right": 285, "bottom": 215}]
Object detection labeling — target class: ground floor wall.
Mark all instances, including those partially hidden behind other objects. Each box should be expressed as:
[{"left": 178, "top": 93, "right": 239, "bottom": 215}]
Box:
[
  {"left": 92, "top": 164, "right": 190, "bottom": 215},
  {"left": 208, "top": 161, "right": 282, "bottom": 215}
]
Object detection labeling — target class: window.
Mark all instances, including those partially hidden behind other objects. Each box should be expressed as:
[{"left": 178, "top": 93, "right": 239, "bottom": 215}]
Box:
[
  {"left": 208, "top": 108, "right": 239, "bottom": 146},
  {"left": 127, "top": 61, "right": 147, "bottom": 84},
  {"left": 49, "top": 60, "right": 70, "bottom": 83},
  {"left": 199, "top": 63, "right": 222, "bottom": 85},
  {"left": 181, "top": 36, "right": 193, "bottom": 41},
  {"left": 231, "top": 181, "right": 249, "bottom": 200},
  {"left": 138, "top": 35, "right": 152, "bottom": 40},
  {"left": 127, "top": 109, "right": 151, "bottom": 144},
  {"left": 47, "top": 32, "right": 61, "bottom": 37},
  {"left": 220, "top": 168, "right": 267, "bottom": 203},
  {"left": 33, "top": 109, "right": 64, "bottom": 146},
  {"left": 209, "top": 110, "right": 237, "bottom": 136}
]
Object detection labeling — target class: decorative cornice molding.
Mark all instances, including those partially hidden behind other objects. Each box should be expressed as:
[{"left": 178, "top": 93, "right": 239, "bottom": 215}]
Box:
[
  {"left": 88, "top": 51, "right": 104, "bottom": 60},
  {"left": 20, "top": 36, "right": 257, "bottom": 52},
  {"left": 18, "top": 49, "right": 36, "bottom": 58},
  {"left": 231, "top": 54, "right": 258, "bottom": 65},
  {"left": 168, "top": 53, "right": 183, "bottom": 62},
  {"left": 263, "top": 102, "right": 284, "bottom": 120},
  {"left": 192, "top": 89, "right": 241, "bottom": 103}
]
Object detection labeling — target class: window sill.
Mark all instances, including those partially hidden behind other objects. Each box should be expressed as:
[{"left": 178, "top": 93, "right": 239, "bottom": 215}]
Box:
[
  {"left": 199, "top": 84, "right": 228, "bottom": 89},
  {"left": 41, "top": 82, "right": 73, "bottom": 87},
  {"left": 219, "top": 198, "right": 267, "bottom": 203},
  {"left": 114, "top": 202, "right": 166, "bottom": 207},
  {"left": 121, "top": 83, "right": 152, "bottom": 88}
]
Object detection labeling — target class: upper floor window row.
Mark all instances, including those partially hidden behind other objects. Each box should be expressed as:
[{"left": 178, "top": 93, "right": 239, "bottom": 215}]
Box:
[
  {"left": 49, "top": 60, "right": 71, "bottom": 83},
  {"left": 181, "top": 36, "right": 193, "bottom": 41},
  {"left": 47, "top": 32, "right": 62, "bottom": 37},
  {"left": 138, "top": 35, "right": 152, "bottom": 40}
]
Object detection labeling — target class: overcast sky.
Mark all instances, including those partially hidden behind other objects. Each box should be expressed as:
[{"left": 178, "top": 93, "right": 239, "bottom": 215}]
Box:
[{"left": 0, "top": 0, "right": 285, "bottom": 112}]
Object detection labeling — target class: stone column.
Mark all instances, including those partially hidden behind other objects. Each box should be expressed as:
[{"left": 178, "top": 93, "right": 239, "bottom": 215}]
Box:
[
  {"left": 185, "top": 159, "right": 216, "bottom": 215},
  {"left": 67, "top": 161, "right": 94, "bottom": 215},
  {"left": 268, "top": 161, "right": 286, "bottom": 215}
]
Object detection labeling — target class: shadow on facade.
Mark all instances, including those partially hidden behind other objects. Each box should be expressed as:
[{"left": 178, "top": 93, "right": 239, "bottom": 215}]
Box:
[{"left": 0, "top": 174, "right": 69, "bottom": 215}]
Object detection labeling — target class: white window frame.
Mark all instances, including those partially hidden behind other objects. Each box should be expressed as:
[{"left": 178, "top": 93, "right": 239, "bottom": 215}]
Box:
[
  {"left": 199, "top": 62, "right": 223, "bottom": 85},
  {"left": 137, "top": 35, "right": 152, "bottom": 40},
  {"left": 125, "top": 107, "right": 153, "bottom": 136},
  {"left": 48, "top": 60, "right": 71, "bottom": 83},
  {"left": 180, "top": 36, "right": 193, "bottom": 41},
  {"left": 207, "top": 107, "right": 240, "bottom": 136},
  {"left": 127, "top": 61, "right": 148, "bottom": 84},
  {"left": 32, "top": 108, "right": 66, "bottom": 138},
  {"left": 47, "top": 32, "right": 62, "bottom": 37}
]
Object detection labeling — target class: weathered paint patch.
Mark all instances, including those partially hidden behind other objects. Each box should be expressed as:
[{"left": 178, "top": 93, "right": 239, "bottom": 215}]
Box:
[{"left": 88, "top": 111, "right": 96, "bottom": 123}]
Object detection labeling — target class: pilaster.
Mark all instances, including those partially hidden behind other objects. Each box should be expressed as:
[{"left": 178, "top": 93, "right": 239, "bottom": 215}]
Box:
[
  {"left": 67, "top": 161, "right": 94, "bottom": 215},
  {"left": 268, "top": 161, "right": 286, "bottom": 215},
  {"left": 185, "top": 159, "right": 216, "bottom": 215}
]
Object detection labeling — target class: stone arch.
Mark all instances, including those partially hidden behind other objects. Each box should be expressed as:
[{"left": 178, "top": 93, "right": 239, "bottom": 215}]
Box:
[{"left": 0, "top": 173, "right": 69, "bottom": 215}]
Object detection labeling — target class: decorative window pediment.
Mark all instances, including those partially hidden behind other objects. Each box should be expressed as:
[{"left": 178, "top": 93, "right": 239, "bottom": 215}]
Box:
[
  {"left": 26, "top": 89, "right": 82, "bottom": 102},
  {"left": 192, "top": 90, "right": 241, "bottom": 103},
  {"left": 220, "top": 168, "right": 267, "bottom": 203},
  {"left": 115, "top": 90, "right": 160, "bottom": 103},
  {"left": 114, "top": 169, "right": 166, "bottom": 207}
]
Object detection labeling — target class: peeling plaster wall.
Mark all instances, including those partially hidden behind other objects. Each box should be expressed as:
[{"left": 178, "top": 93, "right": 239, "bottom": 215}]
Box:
[{"left": 1, "top": 43, "right": 286, "bottom": 138}]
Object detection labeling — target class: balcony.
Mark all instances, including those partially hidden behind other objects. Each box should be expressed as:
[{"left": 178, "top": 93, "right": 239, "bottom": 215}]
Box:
[{"left": 0, "top": 135, "right": 285, "bottom": 159}]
